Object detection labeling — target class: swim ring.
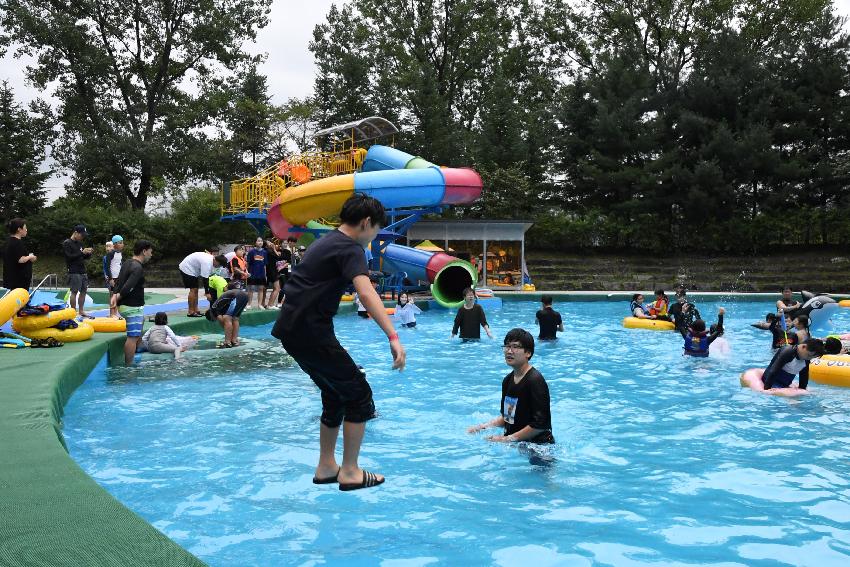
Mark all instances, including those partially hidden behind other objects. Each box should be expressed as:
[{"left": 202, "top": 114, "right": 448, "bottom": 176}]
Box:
[
  {"left": 839, "top": 300, "right": 850, "bottom": 308},
  {"left": 809, "top": 355, "right": 850, "bottom": 387},
  {"left": 88, "top": 317, "right": 127, "bottom": 333},
  {"left": 12, "top": 307, "right": 77, "bottom": 333},
  {"left": 622, "top": 317, "right": 675, "bottom": 331},
  {"left": 341, "top": 295, "right": 354, "bottom": 302},
  {"left": 25, "top": 322, "right": 94, "bottom": 342},
  {"left": 0, "top": 289, "right": 30, "bottom": 326}
]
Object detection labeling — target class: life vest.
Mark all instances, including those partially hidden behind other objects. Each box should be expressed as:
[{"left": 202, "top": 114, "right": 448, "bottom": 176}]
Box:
[
  {"left": 629, "top": 301, "right": 646, "bottom": 316},
  {"left": 684, "top": 331, "right": 709, "bottom": 357},
  {"left": 649, "top": 297, "right": 669, "bottom": 317}
]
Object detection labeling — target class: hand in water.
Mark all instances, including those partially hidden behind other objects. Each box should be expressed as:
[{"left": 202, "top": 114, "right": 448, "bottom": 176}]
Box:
[{"left": 390, "top": 339, "right": 406, "bottom": 371}]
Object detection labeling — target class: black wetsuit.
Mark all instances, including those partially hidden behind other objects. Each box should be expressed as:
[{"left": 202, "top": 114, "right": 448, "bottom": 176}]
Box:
[
  {"left": 669, "top": 301, "right": 701, "bottom": 333},
  {"left": 679, "top": 313, "right": 724, "bottom": 357},
  {"left": 762, "top": 346, "right": 810, "bottom": 389}
]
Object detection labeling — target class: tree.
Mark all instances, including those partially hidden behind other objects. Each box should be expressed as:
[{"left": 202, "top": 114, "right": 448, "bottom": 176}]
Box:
[
  {"left": 0, "top": 0, "right": 272, "bottom": 210},
  {"left": 0, "top": 81, "right": 53, "bottom": 219}
]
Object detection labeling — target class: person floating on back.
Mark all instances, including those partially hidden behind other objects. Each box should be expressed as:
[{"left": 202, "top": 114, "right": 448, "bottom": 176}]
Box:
[
  {"left": 271, "top": 193, "right": 406, "bottom": 492},
  {"left": 452, "top": 288, "right": 493, "bottom": 340},
  {"left": 535, "top": 295, "right": 563, "bottom": 341},
  {"left": 468, "top": 328, "right": 554, "bottom": 444},
  {"left": 680, "top": 307, "right": 725, "bottom": 357},
  {"left": 393, "top": 292, "right": 421, "bottom": 328}
]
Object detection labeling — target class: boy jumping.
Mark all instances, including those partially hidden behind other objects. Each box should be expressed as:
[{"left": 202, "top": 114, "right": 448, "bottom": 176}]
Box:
[{"left": 272, "top": 194, "right": 405, "bottom": 491}]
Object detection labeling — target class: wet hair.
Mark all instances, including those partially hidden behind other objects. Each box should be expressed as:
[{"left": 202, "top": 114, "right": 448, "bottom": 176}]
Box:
[
  {"left": 794, "top": 315, "right": 809, "bottom": 329},
  {"left": 802, "top": 338, "right": 826, "bottom": 356},
  {"left": 214, "top": 254, "right": 228, "bottom": 267},
  {"left": 154, "top": 312, "right": 168, "bottom": 325},
  {"left": 397, "top": 292, "right": 409, "bottom": 306},
  {"left": 765, "top": 313, "right": 776, "bottom": 322},
  {"left": 631, "top": 293, "right": 642, "bottom": 302},
  {"left": 690, "top": 319, "right": 706, "bottom": 333},
  {"left": 6, "top": 218, "right": 26, "bottom": 234},
  {"left": 504, "top": 328, "right": 535, "bottom": 358},
  {"left": 133, "top": 239, "right": 152, "bottom": 255},
  {"left": 339, "top": 193, "right": 386, "bottom": 227},
  {"left": 824, "top": 337, "right": 842, "bottom": 355},
  {"left": 541, "top": 294, "right": 553, "bottom": 306},
  {"left": 463, "top": 287, "right": 476, "bottom": 298},
  {"left": 655, "top": 289, "right": 666, "bottom": 297}
]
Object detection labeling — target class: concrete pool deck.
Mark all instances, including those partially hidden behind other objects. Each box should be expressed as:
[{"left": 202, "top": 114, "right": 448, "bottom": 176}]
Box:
[{"left": 0, "top": 289, "right": 834, "bottom": 565}]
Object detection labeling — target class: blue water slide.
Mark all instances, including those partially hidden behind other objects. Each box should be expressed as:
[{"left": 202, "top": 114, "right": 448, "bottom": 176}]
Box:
[
  {"left": 381, "top": 244, "right": 432, "bottom": 282},
  {"left": 353, "top": 168, "right": 446, "bottom": 209},
  {"left": 361, "top": 146, "right": 416, "bottom": 172}
]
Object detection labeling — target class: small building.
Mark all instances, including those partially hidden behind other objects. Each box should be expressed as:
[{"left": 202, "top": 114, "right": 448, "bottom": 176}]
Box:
[{"left": 405, "top": 220, "right": 533, "bottom": 290}]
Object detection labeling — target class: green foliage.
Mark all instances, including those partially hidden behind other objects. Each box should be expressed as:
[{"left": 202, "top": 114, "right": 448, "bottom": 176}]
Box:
[
  {"left": 0, "top": 82, "right": 53, "bottom": 219},
  {"left": 0, "top": 0, "right": 273, "bottom": 210}
]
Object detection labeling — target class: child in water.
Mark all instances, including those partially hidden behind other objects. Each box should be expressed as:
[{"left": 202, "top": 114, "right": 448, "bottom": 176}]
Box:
[
  {"left": 452, "top": 287, "right": 493, "bottom": 340},
  {"left": 393, "top": 292, "right": 421, "bottom": 328},
  {"left": 680, "top": 307, "right": 725, "bottom": 357},
  {"left": 141, "top": 312, "right": 193, "bottom": 360}
]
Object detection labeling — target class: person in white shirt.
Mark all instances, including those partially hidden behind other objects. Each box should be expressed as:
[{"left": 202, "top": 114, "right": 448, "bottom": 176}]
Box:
[
  {"left": 393, "top": 292, "right": 422, "bottom": 328},
  {"left": 178, "top": 251, "right": 227, "bottom": 317}
]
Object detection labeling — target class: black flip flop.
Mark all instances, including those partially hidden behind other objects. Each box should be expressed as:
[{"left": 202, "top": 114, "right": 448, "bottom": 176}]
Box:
[
  {"left": 312, "top": 468, "right": 341, "bottom": 485},
  {"left": 339, "top": 470, "right": 385, "bottom": 492}
]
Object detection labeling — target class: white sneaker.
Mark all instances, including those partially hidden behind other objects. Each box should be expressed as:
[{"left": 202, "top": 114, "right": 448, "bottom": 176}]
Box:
[
  {"left": 245, "top": 305, "right": 253, "bottom": 310},
  {"left": 260, "top": 305, "right": 267, "bottom": 310}
]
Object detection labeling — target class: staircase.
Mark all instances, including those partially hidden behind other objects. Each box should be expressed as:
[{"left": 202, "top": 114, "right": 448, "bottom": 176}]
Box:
[{"left": 526, "top": 252, "right": 850, "bottom": 293}]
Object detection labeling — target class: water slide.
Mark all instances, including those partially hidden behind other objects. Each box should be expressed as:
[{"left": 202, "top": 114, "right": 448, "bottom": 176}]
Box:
[{"left": 267, "top": 145, "right": 483, "bottom": 306}]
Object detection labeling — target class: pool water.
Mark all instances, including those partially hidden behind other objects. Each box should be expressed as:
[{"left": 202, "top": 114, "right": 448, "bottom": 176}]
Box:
[{"left": 64, "top": 300, "right": 850, "bottom": 566}]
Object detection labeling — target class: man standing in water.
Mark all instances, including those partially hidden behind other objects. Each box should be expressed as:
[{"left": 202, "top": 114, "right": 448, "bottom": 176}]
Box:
[
  {"left": 272, "top": 194, "right": 405, "bottom": 491},
  {"left": 111, "top": 240, "right": 153, "bottom": 365}
]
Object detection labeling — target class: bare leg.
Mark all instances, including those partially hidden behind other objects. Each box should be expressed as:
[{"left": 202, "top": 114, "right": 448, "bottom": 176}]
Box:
[
  {"left": 77, "top": 288, "right": 88, "bottom": 317},
  {"left": 232, "top": 318, "right": 240, "bottom": 344},
  {"left": 767, "top": 387, "right": 811, "bottom": 397},
  {"left": 315, "top": 423, "right": 341, "bottom": 479},
  {"left": 188, "top": 288, "right": 198, "bottom": 314},
  {"left": 220, "top": 315, "right": 233, "bottom": 344},
  {"left": 246, "top": 288, "right": 254, "bottom": 308},
  {"left": 123, "top": 336, "right": 140, "bottom": 365},
  {"left": 337, "top": 420, "right": 384, "bottom": 485}
]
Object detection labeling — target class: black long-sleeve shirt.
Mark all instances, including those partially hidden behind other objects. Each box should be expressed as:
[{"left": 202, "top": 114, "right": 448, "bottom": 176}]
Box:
[
  {"left": 116, "top": 259, "right": 145, "bottom": 307},
  {"left": 762, "top": 346, "right": 810, "bottom": 390},
  {"left": 62, "top": 238, "right": 91, "bottom": 274}
]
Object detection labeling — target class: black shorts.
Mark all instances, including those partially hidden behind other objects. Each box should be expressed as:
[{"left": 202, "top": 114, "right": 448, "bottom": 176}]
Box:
[
  {"left": 280, "top": 339, "right": 375, "bottom": 428},
  {"left": 247, "top": 276, "right": 267, "bottom": 287},
  {"left": 180, "top": 270, "right": 200, "bottom": 289}
]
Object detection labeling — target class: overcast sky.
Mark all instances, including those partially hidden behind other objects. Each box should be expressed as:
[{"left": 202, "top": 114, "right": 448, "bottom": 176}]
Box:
[{"left": 1, "top": 0, "right": 849, "bottom": 202}]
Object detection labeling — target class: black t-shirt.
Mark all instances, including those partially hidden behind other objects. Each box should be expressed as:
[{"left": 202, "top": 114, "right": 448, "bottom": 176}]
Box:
[
  {"left": 536, "top": 307, "right": 562, "bottom": 340},
  {"left": 62, "top": 238, "right": 91, "bottom": 274},
  {"left": 769, "top": 318, "right": 797, "bottom": 349},
  {"left": 3, "top": 236, "right": 31, "bottom": 290},
  {"left": 116, "top": 259, "right": 145, "bottom": 307},
  {"left": 272, "top": 230, "right": 369, "bottom": 346},
  {"left": 452, "top": 304, "right": 488, "bottom": 339},
  {"left": 266, "top": 249, "right": 280, "bottom": 280},
  {"left": 212, "top": 290, "right": 249, "bottom": 316},
  {"left": 500, "top": 367, "right": 554, "bottom": 443}
]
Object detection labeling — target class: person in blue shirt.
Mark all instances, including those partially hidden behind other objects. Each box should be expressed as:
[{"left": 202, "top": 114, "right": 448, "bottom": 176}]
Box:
[
  {"left": 246, "top": 237, "right": 269, "bottom": 309},
  {"left": 393, "top": 292, "right": 422, "bottom": 328}
]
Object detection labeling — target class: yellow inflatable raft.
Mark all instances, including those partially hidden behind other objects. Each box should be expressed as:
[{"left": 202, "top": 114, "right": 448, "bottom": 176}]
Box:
[
  {"left": 88, "top": 317, "right": 127, "bottom": 333},
  {"left": 809, "top": 355, "right": 850, "bottom": 387},
  {"left": 25, "top": 322, "right": 94, "bottom": 343},
  {"left": 0, "top": 288, "right": 30, "bottom": 326},
  {"left": 622, "top": 317, "right": 675, "bottom": 331},
  {"left": 12, "top": 307, "right": 77, "bottom": 333},
  {"left": 839, "top": 300, "right": 850, "bottom": 308}
]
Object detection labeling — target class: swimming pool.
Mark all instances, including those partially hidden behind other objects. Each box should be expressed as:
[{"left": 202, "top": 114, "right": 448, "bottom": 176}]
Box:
[{"left": 64, "top": 300, "right": 850, "bottom": 566}]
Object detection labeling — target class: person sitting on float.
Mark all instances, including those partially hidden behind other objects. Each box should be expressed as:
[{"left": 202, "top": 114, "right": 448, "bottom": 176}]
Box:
[
  {"left": 648, "top": 289, "right": 671, "bottom": 321},
  {"left": 629, "top": 294, "right": 655, "bottom": 319},
  {"left": 679, "top": 307, "right": 725, "bottom": 357}
]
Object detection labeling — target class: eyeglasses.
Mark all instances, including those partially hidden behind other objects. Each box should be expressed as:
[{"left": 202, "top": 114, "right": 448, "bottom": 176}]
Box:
[{"left": 502, "top": 344, "right": 525, "bottom": 351}]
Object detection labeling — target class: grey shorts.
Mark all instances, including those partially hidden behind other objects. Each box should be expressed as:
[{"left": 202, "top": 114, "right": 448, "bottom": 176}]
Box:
[{"left": 68, "top": 273, "right": 88, "bottom": 293}]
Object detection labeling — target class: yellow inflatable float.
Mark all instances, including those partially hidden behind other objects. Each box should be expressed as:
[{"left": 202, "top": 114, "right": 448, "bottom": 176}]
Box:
[
  {"left": 622, "top": 317, "right": 675, "bottom": 331},
  {"left": 809, "top": 355, "right": 850, "bottom": 387},
  {"left": 25, "top": 322, "right": 94, "bottom": 343},
  {"left": 839, "top": 300, "right": 850, "bottom": 308},
  {"left": 88, "top": 317, "right": 127, "bottom": 333},
  {"left": 12, "top": 307, "right": 77, "bottom": 333},
  {"left": 0, "top": 288, "right": 30, "bottom": 326}
]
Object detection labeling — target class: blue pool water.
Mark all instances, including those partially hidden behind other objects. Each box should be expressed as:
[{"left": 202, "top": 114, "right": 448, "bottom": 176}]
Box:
[{"left": 64, "top": 300, "right": 850, "bottom": 566}]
